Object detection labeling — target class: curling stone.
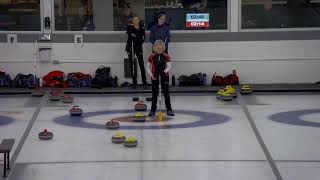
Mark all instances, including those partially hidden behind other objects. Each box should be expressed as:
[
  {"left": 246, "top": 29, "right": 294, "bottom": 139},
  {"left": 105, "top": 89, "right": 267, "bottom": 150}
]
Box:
[
  {"left": 31, "top": 88, "right": 44, "bottom": 97},
  {"left": 240, "top": 85, "right": 252, "bottom": 95},
  {"left": 106, "top": 119, "right": 120, "bottom": 129},
  {"left": 224, "top": 85, "right": 237, "bottom": 98},
  {"left": 50, "top": 89, "right": 62, "bottom": 101},
  {"left": 62, "top": 94, "right": 74, "bottom": 103},
  {"left": 111, "top": 132, "right": 126, "bottom": 144},
  {"left": 69, "top": 105, "right": 83, "bottom": 116},
  {"left": 132, "top": 97, "right": 139, "bottom": 102},
  {"left": 216, "top": 90, "right": 233, "bottom": 101},
  {"left": 220, "top": 92, "right": 233, "bottom": 101},
  {"left": 50, "top": 94, "right": 61, "bottom": 101},
  {"left": 38, "top": 129, "right": 54, "bottom": 140},
  {"left": 134, "top": 101, "right": 147, "bottom": 112},
  {"left": 146, "top": 97, "right": 152, "bottom": 102},
  {"left": 216, "top": 90, "right": 224, "bottom": 99},
  {"left": 124, "top": 137, "right": 138, "bottom": 147},
  {"left": 133, "top": 112, "right": 146, "bottom": 122}
]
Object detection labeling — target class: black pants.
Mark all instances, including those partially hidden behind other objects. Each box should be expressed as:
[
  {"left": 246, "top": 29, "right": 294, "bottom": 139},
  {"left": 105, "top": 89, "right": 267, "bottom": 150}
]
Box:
[
  {"left": 151, "top": 73, "right": 172, "bottom": 112},
  {"left": 128, "top": 51, "right": 147, "bottom": 85}
]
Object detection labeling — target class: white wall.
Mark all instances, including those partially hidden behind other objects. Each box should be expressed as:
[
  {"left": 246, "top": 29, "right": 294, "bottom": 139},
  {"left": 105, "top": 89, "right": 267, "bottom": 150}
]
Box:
[{"left": 0, "top": 40, "right": 320, "bottom": 84}]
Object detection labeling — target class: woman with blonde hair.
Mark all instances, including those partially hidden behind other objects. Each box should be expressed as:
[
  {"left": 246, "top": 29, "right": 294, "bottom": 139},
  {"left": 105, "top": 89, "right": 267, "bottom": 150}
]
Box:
[{"left": 146, "top": 40, "right": 174, "bottom": 117}]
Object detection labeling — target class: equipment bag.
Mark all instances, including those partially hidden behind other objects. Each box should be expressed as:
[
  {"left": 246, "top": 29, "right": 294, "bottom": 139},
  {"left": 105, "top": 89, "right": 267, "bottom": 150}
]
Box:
[
  {"left": 187, "top": 73, "right": 203, "bottom": 86},
  {"left": 12, "top": 74, "right": 38, "bottom": 88},
  {"left": 43, "top": 70, "right": 68, "bottom": 88},
  {"left": 178, "top": 75, "right": 188, "bottom": 86},
  {"left": 92, "top": 65, "right": 116, "bottom": 87},
  {"left": 67, "top": 72, "right": 92, "bottom": 87},
  {"left": 0, "top": 71, "right": 12, "bottom": 87}
]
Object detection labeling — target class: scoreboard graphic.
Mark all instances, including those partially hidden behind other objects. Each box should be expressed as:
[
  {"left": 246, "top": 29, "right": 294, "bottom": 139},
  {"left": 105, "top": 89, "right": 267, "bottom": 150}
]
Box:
[{"left": 186, "top": 13, "right": 209, "bottom": 28}]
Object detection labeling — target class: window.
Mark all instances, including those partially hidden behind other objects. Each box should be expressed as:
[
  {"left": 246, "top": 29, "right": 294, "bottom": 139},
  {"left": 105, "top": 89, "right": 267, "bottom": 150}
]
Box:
[
  {"left": 54, "top": 0, "right": 113, "bottom": 31},
  {"left": 113, "top": 0, "right": 145, "bottom": 31},
  {"left": 145, "top": 0, "right": 228, "bottom": 30},
  {"left": 241, "top": 0, "right": 320, "bottom": 29},
  {"left": 54, "top": 0, "right": 228, "bottom": 31},
  {"left": 54, "top": 0, "right": 144, "bottom": 31},
  {"left": 0, "top": 0, "right": 41, "bottom": 31}
]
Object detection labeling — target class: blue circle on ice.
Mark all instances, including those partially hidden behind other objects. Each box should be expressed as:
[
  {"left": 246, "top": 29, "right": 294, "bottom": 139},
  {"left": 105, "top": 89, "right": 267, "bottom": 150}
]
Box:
[
  {"left": 269, "top": 109, "right": 320, "bottom": 127},
  {"left": 54, "top": 109, "right": 231, "bottom": 130},
  {"left": 0, "top": 115, "right": 15, "bottom": 126}
]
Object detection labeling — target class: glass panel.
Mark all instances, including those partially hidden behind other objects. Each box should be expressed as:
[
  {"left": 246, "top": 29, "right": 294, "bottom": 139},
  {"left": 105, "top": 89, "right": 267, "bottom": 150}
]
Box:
[
  {"left": 242, "top": 0, "right": 320, "bottom": 29},
  {"left": 54, "top": 0, "right": 145, "bottom": 31},
  {"left": 54, "top": 0, "right": 113, "bottom": 31},
  {"left": 145, "top": 0, "right": 228, "bottom": 30},
  {"left": 113, "top": 0, "right": 145, "bottom": 31},
  {"left": 0, "top": 0, "right": 41, "bottom": 31}
]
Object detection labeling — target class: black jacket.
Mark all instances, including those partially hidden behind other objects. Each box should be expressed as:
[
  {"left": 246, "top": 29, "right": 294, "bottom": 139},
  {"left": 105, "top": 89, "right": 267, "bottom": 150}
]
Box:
[{"left": 126, "top": 24, "right": 145, "bottom": 53}]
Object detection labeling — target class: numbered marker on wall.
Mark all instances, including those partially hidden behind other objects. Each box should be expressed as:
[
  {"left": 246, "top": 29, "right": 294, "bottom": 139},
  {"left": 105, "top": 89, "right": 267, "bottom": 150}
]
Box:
[
  {"left": 7, "top": 34, "right": 17, "bottom": 44},
  {"left": 74, "top": 34, "right": 84, "bottom": 47}
]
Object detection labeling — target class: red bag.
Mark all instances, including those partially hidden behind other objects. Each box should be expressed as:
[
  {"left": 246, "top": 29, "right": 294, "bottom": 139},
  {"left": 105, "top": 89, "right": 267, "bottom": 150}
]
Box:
[
  {"left": 43, "top": 70, "right": 68, "bottom": 88},
  {"left": 212, "top": 75, "right": 225, "bottom": 86},
  {"left": 224, "top": 74, "right": 239, "bottom": 85}
]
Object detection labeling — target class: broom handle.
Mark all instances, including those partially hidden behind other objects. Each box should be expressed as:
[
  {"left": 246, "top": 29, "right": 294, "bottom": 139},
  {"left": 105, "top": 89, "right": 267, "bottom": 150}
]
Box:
[
  {"left": 131, "top": 40, "right": 136, "bottom": 79},
  {"left": 159, "top": 74, "right": 162, "bottom": 111},
  {"left": 33, "top": 40, "right": 38, "bottom": 85},
  {"left": 158, "top": 55, "right": 162, "bottom": 111}
]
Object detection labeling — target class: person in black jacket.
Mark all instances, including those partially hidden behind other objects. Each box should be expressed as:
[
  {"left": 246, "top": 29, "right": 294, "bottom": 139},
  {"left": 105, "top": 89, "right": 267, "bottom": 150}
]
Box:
[
  {"left": 126, "top": 15, "right": 147, "bottom": 89},
  {"left": 150, "top": 12, "right": 170, "bottom": 53},
  {"left": 146, "top": 40, "right": 174, "bottom": 117}
]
